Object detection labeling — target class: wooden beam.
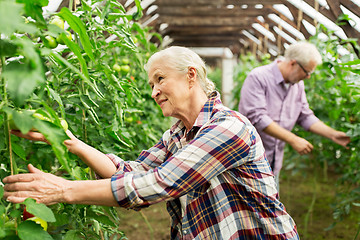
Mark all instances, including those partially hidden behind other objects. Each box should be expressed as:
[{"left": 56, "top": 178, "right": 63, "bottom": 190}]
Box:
[
  {"left": 170, "top": 39, "right": 242, "bottom": 48},
  {"left": 155, "top": 6, "right": 271, "bottom": 17},
  {"left": 162, "top": 26, "right": 247, "bottom": 36},
  {"left": 340, "top": 0, "right": 360, "bottom": 17},
  {"left": 158, "top": 16, "right": 253, "bottom": 26},
  {"left": 263, "top": 12, "right": 307, "bottom": 41},
  {"left": 255, "top": 18, "right": 291, "bottom": 47},
  {"left": 327, "top": 0, "right": 360, "bottom": 57},
  {"left": 302, "top": 0, "right": 338, "bottom": 22},
  {"left": 282, "top": 2, "right": 312, "bottom": 39},
  {"left": 154, "top": 0, "right": 285, "bottom": 6}
]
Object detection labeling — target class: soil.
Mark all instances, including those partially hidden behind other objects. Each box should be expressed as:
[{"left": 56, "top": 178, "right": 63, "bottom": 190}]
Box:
[{"left": 116, "top": 168, "right": 360, "bottom": 240}]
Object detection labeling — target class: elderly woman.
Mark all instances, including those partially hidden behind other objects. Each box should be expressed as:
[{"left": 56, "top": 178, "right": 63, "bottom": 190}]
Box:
[{"left": 4, "top": 46, "right": 299, "bottom": 239}]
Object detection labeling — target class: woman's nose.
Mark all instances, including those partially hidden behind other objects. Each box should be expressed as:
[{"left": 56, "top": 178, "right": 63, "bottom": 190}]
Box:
[{"left": 151, "top": 86, "right": 160, "bottom": 98}]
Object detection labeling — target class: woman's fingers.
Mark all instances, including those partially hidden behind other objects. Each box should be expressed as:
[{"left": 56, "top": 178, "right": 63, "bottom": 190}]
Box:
[
  {"left": 10, "top": 130, "right": 49, "bottom": 143},
  {"left": 27, "top": 164, "right": 43, "bottom": 174}
]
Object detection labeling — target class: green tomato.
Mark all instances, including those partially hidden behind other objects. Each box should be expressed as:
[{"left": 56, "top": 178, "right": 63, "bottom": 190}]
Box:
[
  {"left": 33, "top": 113, "right": 45, "bottom": 120},
  {"left": 44, "top": 35, "right": 58, "bottom": 49},
  {"left": 49, "top": 16, "right": 64, "bottom": 29},
  {"left": 33, "top": 113, "right": 51, "bottom": 122},
  {"left": 124, "top": 117, "right": 133, "bottom": 123},
  {"left": 122, "top": 58, "right": 130, "bottom": 65},
  {"left": 56, "top": 30, "right": 72, "bottom": 45},
  {"left": 121, "top": 65, "right": 130, "bottom": 75},
  {"left": 113, "top": 63, "right": 121, "bottom": 72},
  {"left": 28, "top": 217, "right": 47, "bottom": 231}
]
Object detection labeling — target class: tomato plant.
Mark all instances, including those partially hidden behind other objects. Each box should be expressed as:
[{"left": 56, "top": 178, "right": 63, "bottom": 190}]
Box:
[{"left": 0, "top": 0, "right": 167, "bottom": 238}]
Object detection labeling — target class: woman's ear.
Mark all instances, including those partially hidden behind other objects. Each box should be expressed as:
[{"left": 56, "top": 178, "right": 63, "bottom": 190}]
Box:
[{"left": 187, "top": 67, "right": 197, "bottom": 88}]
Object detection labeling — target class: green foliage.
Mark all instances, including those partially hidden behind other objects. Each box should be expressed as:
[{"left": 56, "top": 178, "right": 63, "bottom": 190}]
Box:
[
  {"left": 207, "top": 66, "right": 222, "bottom": 92},
  {"left": 0, "top": 0, "right": 166, "bottom": 238},
  {"left": 231, "top": 53, "right": 272, "bottom": 109}
]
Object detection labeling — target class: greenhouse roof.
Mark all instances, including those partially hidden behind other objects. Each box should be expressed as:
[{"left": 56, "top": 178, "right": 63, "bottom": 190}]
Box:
[
  {"left": 123, "top": 0, "right": 360, "bottom": 56},
  {"left": 48, "top": 0, "right": 360, "bottom": 57}
]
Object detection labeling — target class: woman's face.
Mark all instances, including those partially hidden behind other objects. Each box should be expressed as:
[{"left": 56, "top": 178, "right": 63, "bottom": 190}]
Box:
[{"left": 147, "top": 58, "right": 191, "bottom": 119}]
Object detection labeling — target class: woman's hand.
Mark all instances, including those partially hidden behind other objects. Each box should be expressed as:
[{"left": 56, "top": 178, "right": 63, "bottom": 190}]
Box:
[
  {"left": 11, "top": 130, "right": 50, "bottom": 144},
  {"left": 11, "top": 129, "right": 82, "bottom": 154},
  {"left": 11, "top": 129, "right": 117, "bottom": 179},
  {"left": 3, "top": 164, "right": 69, "bottom": 205}
]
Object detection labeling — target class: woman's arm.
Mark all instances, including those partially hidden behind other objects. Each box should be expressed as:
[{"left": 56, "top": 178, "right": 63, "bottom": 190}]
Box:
[
  {"left": 3, "top": 164, "right": 118, "bottom": 206},
  {"left": 11, "top": 130, "right": 116, "bottom": 178}
]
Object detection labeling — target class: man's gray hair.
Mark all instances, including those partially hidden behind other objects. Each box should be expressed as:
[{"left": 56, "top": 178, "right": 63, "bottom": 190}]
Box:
[
  {"left": 144, "top": 46, "right": 215, "bottom": 97},
  {"left": 284, "top": 41, "right": 322, "bottom": 66}
]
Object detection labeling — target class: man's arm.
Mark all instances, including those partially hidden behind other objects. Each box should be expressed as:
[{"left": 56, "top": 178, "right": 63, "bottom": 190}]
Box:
[
  {"left": 308, "top": 121, "right": 350, "bottom": 147},
  {"left": 263, "top": 122, "right": 314, "bottom": 155}
]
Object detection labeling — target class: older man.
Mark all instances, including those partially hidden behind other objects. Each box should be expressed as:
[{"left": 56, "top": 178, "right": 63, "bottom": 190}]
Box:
[{"left": 238, "top": 41, "right": 350, "bottom": 189}]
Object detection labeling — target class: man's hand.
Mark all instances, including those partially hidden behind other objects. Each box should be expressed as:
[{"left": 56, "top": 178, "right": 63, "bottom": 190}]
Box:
[
  {"left": 3, "top": 164, "right": 68, "bottom": 205},
  {"left": 331, "top": 131, "right": 351, "bottom": 148},
  {"left": 289, "top": 136, "right": 314, "bottom": 155},
  {"left": 309, "top": 121, "right": 351, "bottom": 148}
]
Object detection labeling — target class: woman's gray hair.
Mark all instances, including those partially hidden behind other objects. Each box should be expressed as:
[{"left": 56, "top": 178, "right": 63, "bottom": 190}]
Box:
[
  {"left": 284, "top": 41, "right": 322, "bottom": 66},
  {"left": 144, "top": 46, "right": 216, "bottom": 97}
]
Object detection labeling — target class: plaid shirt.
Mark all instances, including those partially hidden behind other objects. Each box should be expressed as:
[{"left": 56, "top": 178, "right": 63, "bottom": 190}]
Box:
[{"left": 110, "top": 92, "right": 299, "bottom": 239}]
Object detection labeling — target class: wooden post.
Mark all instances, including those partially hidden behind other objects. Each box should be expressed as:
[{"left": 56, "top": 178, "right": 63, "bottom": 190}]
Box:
[
  {"left": 258, "top": 36, "right": 263, "bottom": 53},
  {"left": 264, "top": 23, "right": 269, "bottom": 54},
  {"left": 314, "top": 0, "right": 319, "bottom": 27},
  {"left": 297, "top": 1, "right": 304, "bottom": 32},
  {"left": 277, "top": 24, "right": 283, "bottom": 53}
]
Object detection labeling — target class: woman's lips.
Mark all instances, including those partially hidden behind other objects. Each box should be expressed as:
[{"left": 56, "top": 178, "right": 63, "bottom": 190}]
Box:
[{"left": 157, "top": 99, "right": 167, "bottom": 108}]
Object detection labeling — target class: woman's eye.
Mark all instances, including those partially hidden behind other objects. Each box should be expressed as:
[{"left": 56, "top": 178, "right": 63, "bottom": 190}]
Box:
[{"left": 158, "top": 76, "right": 164, "bottom": 81}]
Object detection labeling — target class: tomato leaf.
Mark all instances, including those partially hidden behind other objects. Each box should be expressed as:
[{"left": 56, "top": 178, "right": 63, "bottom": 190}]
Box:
[
  {"left": 58, "top": 7, "right": 94, "bottom": 61},
  {"left": 0, "top": 39, "right": 18, "bottom": 57},
  {"left": 17, "top": 0, "right": 48, "bottom": 27},
  {"left": 0, "top": 1, "right": 34, "bottom": 36},
  {"left": 3, "top": 61, "right": 45, "bottom": 106},
  {"left": 64, "top": 229, "right": 82, "bottom": 240},
  {"left": 23, "top": 198, "right": 56, "bottom": 222},
  {"left": 12, "top": 110, "right": 34, "bottom": 134},
  {"left": 0, "top": 186, "right": 4, "bottom": 199},
  {"left": 32, "top": 120, "right": 71, "bottom": 174},
  {"left": 60, "top": 32, "right": 90, "bottom": 79},
  {"left": 18, "top": 221, "right": 53, "bottom": 240},
  {"left": 11, "top": 142, "right": 27, "bottom": 161}
]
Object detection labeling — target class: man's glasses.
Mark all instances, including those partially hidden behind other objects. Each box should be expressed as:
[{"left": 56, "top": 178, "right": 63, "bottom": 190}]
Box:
[{"left": 296, "top": 61, "right": 314, "bottom": 76}]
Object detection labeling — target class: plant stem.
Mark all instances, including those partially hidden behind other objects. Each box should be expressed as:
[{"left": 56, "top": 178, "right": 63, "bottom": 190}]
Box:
[
  {"left": 1, "top": 56, "right": 16, "bottom": 175},
  {"left": 69, "top": 0, "right": 73, "bottom": 11},
  {"left": 139, "top": 211, "right": 154, "bottom": 240},
  {"left": 355, "top": 223, "right": 360, "bottom": 240},
  {"left": 303, "top": 175, "right": 317, "bottom": 239},
  {"left": 323, "top": 159, "right": 328, "bottom": 182}
]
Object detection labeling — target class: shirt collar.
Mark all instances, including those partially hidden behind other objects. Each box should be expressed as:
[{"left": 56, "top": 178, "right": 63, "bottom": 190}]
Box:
[
  {"left": 169, "top": 91, "right": 221, "bottom": 137},
  {"left": 272, "top": 59, "right": 286, "bottom": 85}
]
